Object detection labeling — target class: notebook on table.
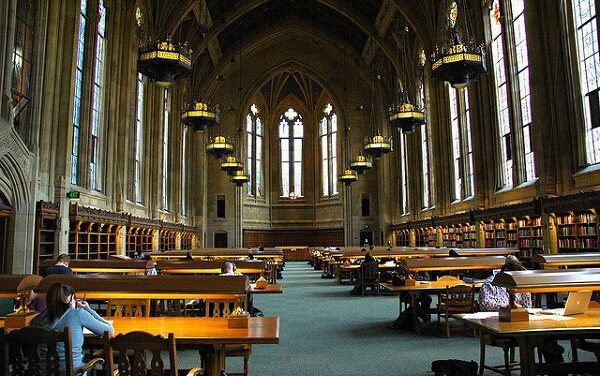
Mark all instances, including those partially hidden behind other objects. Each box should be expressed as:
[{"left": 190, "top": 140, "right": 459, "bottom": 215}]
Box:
[{"left": 539, "top": 291, "right": 592, "bottom": 316}]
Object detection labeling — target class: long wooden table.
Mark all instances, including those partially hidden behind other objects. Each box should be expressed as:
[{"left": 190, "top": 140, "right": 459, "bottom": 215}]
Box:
[
  {"left": 532, "top": 253, "right": 600, "bottom": 269},
  {"left": 380, "top": 280, "right": 483, "bottom": 334},
  {"left": 39, "top": 260, "right": 154, "bottom": 274},
  {"left": 84, "top": 316, "right": 282, "bottom": 376},
  {"left": 455, "top": 308, "right": 600, "bottom": 375}
]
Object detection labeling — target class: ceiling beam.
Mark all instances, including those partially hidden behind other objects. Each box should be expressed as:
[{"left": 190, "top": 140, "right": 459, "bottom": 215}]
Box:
[
  {"left": 362, "top": 0, "right": 396, "bottom": 65},
  {"left": 188, "top": 0, "right": 399, "bottom": 72}
]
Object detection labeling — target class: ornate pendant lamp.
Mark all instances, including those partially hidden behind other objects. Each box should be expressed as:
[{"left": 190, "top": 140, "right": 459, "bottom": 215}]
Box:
[
  {"left": 339, "top": 169, "right": 358, "bottom": 185},
  {"left": 431, "top": 0, "right": 487, "bottom": 88},
  {"left": 206, "top": 135, "right": 234, "bottom": 158},
  {"left": 221, "top": 155, "right": 244, "bottom": 175},
  {"left": 363, "top": 133, "right": 393, "bottom": 160},
  {"left": 364, "top": 72, "right": 392, "bottom": 160},
  {"left": 138, "top": 38, "right": 192, "bottom": 86},
  {"left": 349, "top": 152, "right": 373, "bottom": 174},
  {"left": 181, "top": 101, "right": 219, "bottom": 132},
  {"left": 231, "top": 169, "right": 250, "bottom": 186},
  {"left": 389, "top": 26, "right": 425, "bottom": 133}
]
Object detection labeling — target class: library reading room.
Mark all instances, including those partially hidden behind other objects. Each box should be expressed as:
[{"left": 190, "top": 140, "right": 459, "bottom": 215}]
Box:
[{"left": 2, "top": 0, "right": 600, "bottom": 375}]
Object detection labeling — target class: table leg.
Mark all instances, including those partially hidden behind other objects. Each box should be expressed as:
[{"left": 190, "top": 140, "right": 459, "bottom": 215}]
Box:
[
  {"left": 410, "top": 292, "right": 422, "bottom": 334},
  {"left": 516, "top": 336, "right": 534, "bottom": 376},
  {"left": 204, "top": 344, "right": 227, "bottom": 376}
]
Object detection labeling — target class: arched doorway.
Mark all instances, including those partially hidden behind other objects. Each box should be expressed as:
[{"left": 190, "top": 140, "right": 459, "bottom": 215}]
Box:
[{"left": 0, "top": 192, "right": 12, "bottom": 273}]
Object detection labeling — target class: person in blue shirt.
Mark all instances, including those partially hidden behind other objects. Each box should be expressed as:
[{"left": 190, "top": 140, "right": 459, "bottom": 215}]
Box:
[{"left": 30, "top": 282, "right": 114, "bottom": 371}]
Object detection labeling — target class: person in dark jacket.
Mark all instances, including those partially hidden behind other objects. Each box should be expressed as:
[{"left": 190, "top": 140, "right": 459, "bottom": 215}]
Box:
[{"left": 41, "top": 254, "right": 73, "bottom": 277}]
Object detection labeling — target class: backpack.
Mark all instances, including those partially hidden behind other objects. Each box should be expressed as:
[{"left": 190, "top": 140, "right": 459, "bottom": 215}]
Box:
[{"left": 431, "top": 359, "right": 478, "bottom": 376}]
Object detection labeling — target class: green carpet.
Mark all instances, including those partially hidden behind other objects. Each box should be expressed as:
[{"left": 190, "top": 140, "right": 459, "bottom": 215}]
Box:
[{"left": 180, "top": 262, "right": 593, "bottom": 375}]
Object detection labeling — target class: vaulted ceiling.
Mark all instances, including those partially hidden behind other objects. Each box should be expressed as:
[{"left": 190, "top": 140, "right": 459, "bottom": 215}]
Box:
[{"left": 139, "top": 0, "right": 442, "bottom": 97}]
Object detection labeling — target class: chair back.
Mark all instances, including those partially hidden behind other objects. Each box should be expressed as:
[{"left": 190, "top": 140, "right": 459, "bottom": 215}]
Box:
[
  {"left": 4, "top": 326, "right": 74, "bottom": 376},
  {"left": 204, "top": 298, "right": 247, "bottom": 317},
  {"left": 437, "top": 275, "right": 460, "bottom": 282},
  {"left": 360, "top": 262, "right": 379, "bottom": 282},
  {"left": 106, "top": 299, "right": 151, "bottom": 318},
  {"left": 443, "top": 285, "right": 475, "bottom": 311},
  {"left": 103, "top": 331, "right": 178, "bottom": 376}
]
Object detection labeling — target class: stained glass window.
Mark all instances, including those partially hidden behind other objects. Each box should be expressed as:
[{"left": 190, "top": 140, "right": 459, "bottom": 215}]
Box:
[
  {"left": 246, "top": 105, "right": 263, "bottom": 196},
  {"left": 181, "top": 127, "right": 187, "bottom": 215},
  {"left": 70, "top": 0, "right": 88, "bottom": 185},
  {"left": 134, "top": 73, "right": 144, "bottom": 203},
  {"left": 400, "top": 133, "right": 409, "bottom": 214},
  {"left": 449, "top": 86, "right": 474, "bottom": 201},
  {"left": 573, "top": 0, "right": 600, "bottom": 163},
  {"left": 418, "top": 81, "right": 433, "bottom": 208},
  {"left": 320, "top": 103, "right": 338, "bottom": 197},
  {"left": 279, "top": 108, "right": 303, "bottom": 197},
  {"left": 90, "top": 0, "right": 106, "bottom": 191},
  {"left": 162, "top": 89, "right": 170, "bottom": 211}
]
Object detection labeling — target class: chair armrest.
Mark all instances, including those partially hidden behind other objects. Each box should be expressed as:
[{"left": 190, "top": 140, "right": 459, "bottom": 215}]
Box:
[
  {"left": 73, "top": 358, "right": 104, "bottom": 376},
  {"left": 185, "top": 367, "right": 205, "bottom": 376}
]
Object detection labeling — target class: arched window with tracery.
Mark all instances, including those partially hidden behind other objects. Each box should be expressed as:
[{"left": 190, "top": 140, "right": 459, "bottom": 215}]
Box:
[
  {"left": 571, "top": 0, "right": 600, "bottom": 164},
  {"left": 279, "top": 108, "right": 303, "bottom": 197},
  {"left": 247, "top": 104, "right": 264, "bottom": 197},
  {"left": 488, "top": 0, "right": 536, "bottom": 187},
  {"left": 320, "top": 103, "right": 338, "bottom": 197}
]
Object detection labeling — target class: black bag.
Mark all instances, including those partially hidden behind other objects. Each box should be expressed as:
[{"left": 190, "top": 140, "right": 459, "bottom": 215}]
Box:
[
  {"left": 431, "top": 359, "right": 478, "bottom": 376},
  {"left": 392, "top": 274, "right": 406, "bottom": 286}
]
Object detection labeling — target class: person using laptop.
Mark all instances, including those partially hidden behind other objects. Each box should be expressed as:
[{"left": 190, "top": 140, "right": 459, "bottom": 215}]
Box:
[
  {"left": 479, "top": 255, "right": 532, "bottom": 311},
  {"left": 479, "top": 255, "right": 565, "bottom": 371}
]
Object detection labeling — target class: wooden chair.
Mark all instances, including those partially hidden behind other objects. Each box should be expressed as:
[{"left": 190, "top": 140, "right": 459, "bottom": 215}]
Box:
[
  {"left": 359, "top": 262, "right": 380, "bottom": 296},
  {"left": 106, "top": 299, "right": 151, "bottom": 318},
  {"left": 103, "top": 331, "right": 203, "bottom": 376},
  {"left": 437, "top": 284, "right": 475, "bottom": 337},
  {"left": 204, "top": 299, "right": 251, "bottom": 376},
  {"left": 572, "top": 339, "right": 600, "bottom": 365},
  {"left": 3, "top": 326, "right": 104, "bottom": 376},
  {"left": 478, "top": 334, "right": 519, "bottom": 376}
]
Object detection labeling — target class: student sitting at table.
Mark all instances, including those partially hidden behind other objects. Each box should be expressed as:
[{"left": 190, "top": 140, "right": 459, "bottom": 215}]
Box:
[
  {"left": 479, "top": 255, "right": 566, "bottom": 370},
  {"left": 30, "top": 282, "right": 114, "bottom": 371},
  {"left": 220, "top": 261, "right": 242, "bottom": 276},
  {"left": 479, "top": 255, "right": 532, "bottom": 311}
]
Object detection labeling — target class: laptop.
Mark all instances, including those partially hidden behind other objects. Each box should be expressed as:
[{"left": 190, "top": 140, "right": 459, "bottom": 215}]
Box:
[{"left": 540, "top": 291, "right": 593, "bottom": 316}]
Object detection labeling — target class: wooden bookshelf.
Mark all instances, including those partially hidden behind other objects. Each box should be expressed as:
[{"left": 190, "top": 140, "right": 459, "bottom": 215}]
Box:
[
  {"left": 395, "top": 229, "right": 410, "bottom": 247},
  {"left": 68, "top": 221, "right": 119, "bottom": 259},
  {"left": 34, "top": 201, "right": 59, "bottom": 272},
  {"left": 126, "top": 227, "right": 154, "bottom": 257},
  {"left": 461, "top": 223, "right": 477, "bottom": 247},
  {"left": 516, "top": 216, "right": 543, "bottom": 258},
  {"left": 181, "top": 232, "right": 194, "bottom": 249},
  {"left": 555, "top": 211, "right": 598, "bottom": 253},
  {"left": 159, "top": 229, "right": 177, "bottom": 251},
  {"left": 483, "top": 220, "right": 507, "bottom": 248},
  {"left": 441, "top": 225, "right": 461, "bottom": 247}
]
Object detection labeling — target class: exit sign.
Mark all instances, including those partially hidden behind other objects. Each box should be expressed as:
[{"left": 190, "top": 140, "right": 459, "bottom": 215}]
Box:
[{"left": 66, "top": 191, "right": 80, "bottom": 200}]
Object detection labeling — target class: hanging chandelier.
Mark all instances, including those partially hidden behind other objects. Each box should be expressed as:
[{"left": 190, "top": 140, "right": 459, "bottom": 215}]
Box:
[
  {"left": 339, "top": 169, "right": 358, "bottom": 185},
  {"left": 364, "top": 133, "right": 393, "bottom": 160},
  {"left": 181, "top": 101, "right": 219, "bottom": 132},
  {"left": 389, "top": 26, "right": 425, "bottom": 133},
  {"left": 206, "top": 135, "right": 234, "bottom": 158},
  {"left": 349, "top": 153, "right": 373, "bottom": 174},
  {"left": 221, "top": 155, "right": 244, "bottom": 175},
  {"left": 431, "top": 0, "right": 486, "bottom": 88},
  {"left": 231, "top": 169, "right": 250, "bottom": 186},
  {"left": 138, "top": 38, "right": 192, "bottom": 86}
]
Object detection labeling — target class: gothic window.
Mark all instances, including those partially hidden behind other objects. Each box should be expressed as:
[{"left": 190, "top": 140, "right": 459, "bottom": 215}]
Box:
[
  {"left": 449, "top": 86, "right": 474, "bottom": 201},
  {"left": 161, "top": 88, "right": 170, "bottom": 211},
  {"left": 90, "top": 0, "right": 106, "bottom": 191},
  {"left": 70, "top": 0, "right": 109, "bottom": 190},
  {"left": 418, "top": 80, "right": 433, "bottom": 209},
  {"left": 320, "top": 103, "right": 338, "bottom": 197},
  {"left": 279, "top": 108, "right": 303, "bottom": 197},
  {"left": 134, "top": 73, "right": 144, "bottom": 203},
  {"left": 246, "top": 104, "right": 264, "bottom": 196},
  {"left": 181, "top": 127, "right": 187, "bottom": 215},
  {"left": 572, "top": 0, "right": 600, "bottom": 163},
  {"left": 400, "top": 133, "right": 409, "bottom": 215},
  {"left": 11, "top": 0, "right": 36, "bottom": 142},
  {"left": 488, "top": 0, "right": 536, "bottom": 186}
]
